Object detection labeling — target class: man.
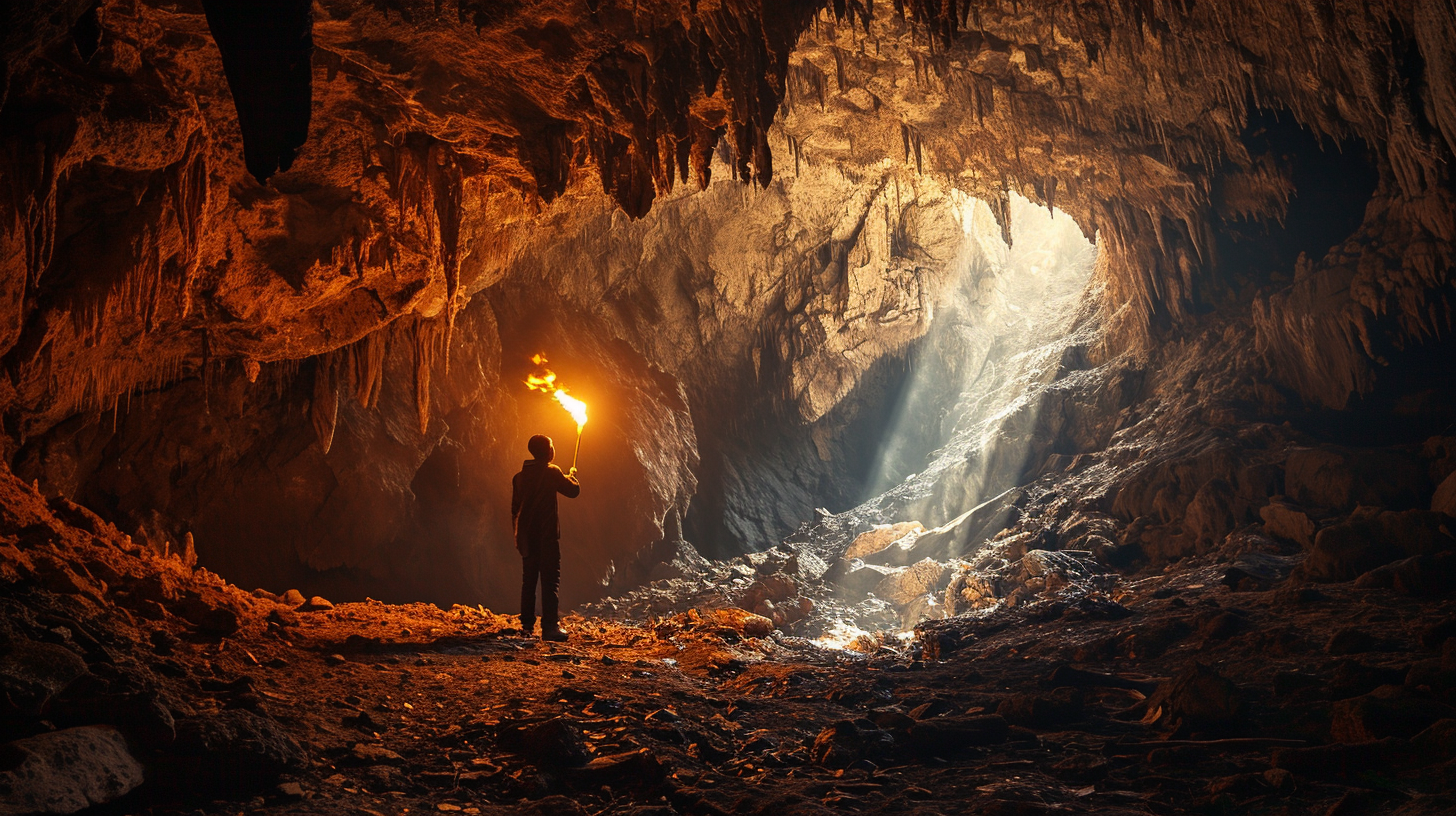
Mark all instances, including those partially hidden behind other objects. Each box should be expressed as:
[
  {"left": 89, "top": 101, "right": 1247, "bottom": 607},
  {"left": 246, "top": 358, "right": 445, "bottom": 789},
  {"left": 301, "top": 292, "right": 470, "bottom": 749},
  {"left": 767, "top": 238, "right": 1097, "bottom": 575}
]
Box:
[{"left": 511, "top": 434, "right": 580, "bottom": 641}]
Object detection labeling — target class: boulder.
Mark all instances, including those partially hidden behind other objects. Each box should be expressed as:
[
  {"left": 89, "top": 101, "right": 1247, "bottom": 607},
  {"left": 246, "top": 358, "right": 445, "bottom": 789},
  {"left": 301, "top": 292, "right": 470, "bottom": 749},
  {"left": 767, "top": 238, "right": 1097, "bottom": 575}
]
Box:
[
  {"left": 845, "top": 522, "right": 924, "bottom": 560},
  {"left": 349, "top": 743, "right": 404, "bottom": 765},
  {"left": 872, "top": 559, "right": 950, "bottom": 606},
  {"left": 1285, "top": 447, "right": 1427, "bottom": 512},
  {"left": 169, "top": 710, "right": 306, "bottom": 793},
  {"left": 1259, "top": 499, "right": 1317, "bottom": 548},
  {"left": 832, "top": 561, "right": 901, "bottom": 596},
  {"left": 279, "top": 589, "right": 306, "bottom": 606},
  {"left": 1354, "top": 552, "right": 1456, "bottom": 596},
  {"left": 0, "top": 726, "right": 143, "bottom": 815},
  {"left": 1303, "top": 509, "right": 1456, "bottom": 582},
  {"left": 710, "top": 608, "right": 775, "bottom": 638},
  {"left": 0, "top": 639, "right": 87, "bottom": 717},
  {"left": 1410, "top": 719, "right": 1456, "bottom": 764},
  {"left": 1331, "top": 686, "right": 1456, "bottom": 742},
  {"left": 1325, "top": 628, "right": 1379, "bottom": 655},
  {"left": 298, "top": 596, "right": 333, "bottom": 611},
  {"left": 520, "top": 718, "right": 588, "bottom": 767}
]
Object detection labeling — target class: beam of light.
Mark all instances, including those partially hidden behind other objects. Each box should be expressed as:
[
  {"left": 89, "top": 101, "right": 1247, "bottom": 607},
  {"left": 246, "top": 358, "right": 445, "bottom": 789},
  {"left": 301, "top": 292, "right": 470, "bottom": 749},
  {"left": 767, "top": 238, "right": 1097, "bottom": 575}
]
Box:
[
  {"left": 806, "top": 193, "right": 1099, "bottom": 642},
  {"left": 864, "top": 192, "right": 1097, "bottom": 509},
  {"left": 525, "top": 355, "right": 588, "bottom": 434}
]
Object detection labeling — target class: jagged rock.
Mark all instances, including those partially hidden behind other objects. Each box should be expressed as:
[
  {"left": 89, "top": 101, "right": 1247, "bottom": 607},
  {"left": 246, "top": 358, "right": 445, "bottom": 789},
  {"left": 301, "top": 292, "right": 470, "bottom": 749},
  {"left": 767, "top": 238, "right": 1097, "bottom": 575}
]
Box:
[
  {"left": 1285, "top": 447, "right": 1428, "bottom": 512},
  {"left": 845, "top": 522, "right": 924, "bottom": 560},
  {"left": 996, "top": 690, "right": 1083, "bottom": 728},
  {"left": 810, "top": 720, "right": 894, "bottom": 769},
  {"left": 833, "top": 561, "right": 902, "bottom": 597},
  {"left": 519, "top": 718, "right": 588, "bottom": 768},
  {"left": 1302, "top": 509, "right": 1456, "bottom": 582},
  {"left": 1331, "top": 686, "right": 1456, "bottom": 742},
  {"left": 0, "top": 638, "right": 87, "bottom": 717},
  {"left": 944, "top": 569, "right": 999, "bottom": 615},
  {"left": 902, "top": 715, "right": 1010, "bottom": 755},
  {"left": 349, "top": 743, "right": 404, "bottom": 765},
  {"left": 0, "top": 726, "right": 143, "bottom": 815},
  {"left": 1433, "top": 470, "right": 1456, "bottom": 517},
  {"left": 1326, "top": 628, "right": 1380, "bottom": 656},
  {"left": 710, "top": 608, "right": 775, "bottom": 638},
  {"left": 1411, "top": 719, "right": 1456, "bottom": 764},
  {"left": 1147, "top": 665, "right": 1242, "bottom": 733},
  {"left": 1355, "top": 552, "right": 1456, "bottom": 596},
  {"left": 1259, "top": 499, "right": 1318, "bottom": 548},
  {"left": 170, "top": 710, "right": 306, "bottom": 793},
  {"left": 872, "top": 559, "right": 950, "bottom": 606}
]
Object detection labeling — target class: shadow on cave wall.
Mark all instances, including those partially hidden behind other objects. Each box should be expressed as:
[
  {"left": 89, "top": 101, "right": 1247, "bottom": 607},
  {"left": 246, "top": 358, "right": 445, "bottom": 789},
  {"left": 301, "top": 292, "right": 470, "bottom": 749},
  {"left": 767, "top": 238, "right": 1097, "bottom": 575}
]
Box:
[
  {"left": 683, "top": 351, "right": 915, "bottom": 558},
  {"left": 1214, "top": 107, "right": 1381, "bottom": 292}
]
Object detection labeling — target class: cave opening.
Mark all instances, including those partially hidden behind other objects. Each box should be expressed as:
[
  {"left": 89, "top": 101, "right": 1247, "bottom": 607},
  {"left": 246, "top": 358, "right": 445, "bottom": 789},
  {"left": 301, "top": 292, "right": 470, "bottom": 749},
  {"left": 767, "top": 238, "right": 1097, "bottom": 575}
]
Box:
[{"left": 2, "top": 1, "right": 1455, "bottom": 814}]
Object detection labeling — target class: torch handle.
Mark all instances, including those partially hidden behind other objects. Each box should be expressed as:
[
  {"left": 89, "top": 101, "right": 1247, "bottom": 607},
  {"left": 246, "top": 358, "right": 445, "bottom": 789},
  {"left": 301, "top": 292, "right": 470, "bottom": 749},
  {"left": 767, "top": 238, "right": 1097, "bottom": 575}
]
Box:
[{"left": 571, "top": 428, "right": 582, "bottom": 471}]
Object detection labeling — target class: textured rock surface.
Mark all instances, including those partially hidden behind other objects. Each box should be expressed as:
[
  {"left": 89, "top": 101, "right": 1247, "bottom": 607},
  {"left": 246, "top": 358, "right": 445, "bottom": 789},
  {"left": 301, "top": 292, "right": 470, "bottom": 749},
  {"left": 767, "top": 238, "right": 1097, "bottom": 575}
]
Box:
[
  {"left": 1, "top": 0, "right": 1454, "bottom": 606},
  {"left": 0, "top": 726, "right": 144, "bottom": 815}
]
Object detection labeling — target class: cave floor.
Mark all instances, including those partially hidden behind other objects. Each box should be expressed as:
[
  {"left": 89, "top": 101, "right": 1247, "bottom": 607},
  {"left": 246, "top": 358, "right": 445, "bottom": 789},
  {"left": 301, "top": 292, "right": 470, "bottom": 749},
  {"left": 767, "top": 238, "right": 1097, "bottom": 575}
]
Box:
[
  {"left": 3, "top": 474, "right": 1455, "bottom": 816},
  {"left": 113, "top": 575, "right": 1456, "bottom": 816}
]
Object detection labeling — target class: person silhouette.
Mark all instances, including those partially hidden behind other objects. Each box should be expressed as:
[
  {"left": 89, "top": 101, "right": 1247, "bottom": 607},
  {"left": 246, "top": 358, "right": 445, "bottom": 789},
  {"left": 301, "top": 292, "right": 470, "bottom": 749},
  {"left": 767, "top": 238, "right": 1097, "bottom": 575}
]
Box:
[{"left": 510, "top": 434, "right": 580, "bottom": 641}]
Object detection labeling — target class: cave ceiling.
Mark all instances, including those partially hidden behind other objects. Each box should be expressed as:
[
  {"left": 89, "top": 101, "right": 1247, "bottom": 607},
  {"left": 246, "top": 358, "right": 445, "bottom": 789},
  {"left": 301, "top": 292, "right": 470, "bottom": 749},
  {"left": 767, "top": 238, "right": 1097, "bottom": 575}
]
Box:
[{"left": 0, "top": 0, "right": 1453, "bottom": 437}]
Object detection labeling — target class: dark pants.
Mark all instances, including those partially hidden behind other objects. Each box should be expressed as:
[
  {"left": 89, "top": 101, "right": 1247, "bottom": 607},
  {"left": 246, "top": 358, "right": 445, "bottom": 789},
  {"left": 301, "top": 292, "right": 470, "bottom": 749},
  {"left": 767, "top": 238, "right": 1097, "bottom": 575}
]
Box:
[{"left": 520, "top": 538, "right": 561, "bottom": 630}]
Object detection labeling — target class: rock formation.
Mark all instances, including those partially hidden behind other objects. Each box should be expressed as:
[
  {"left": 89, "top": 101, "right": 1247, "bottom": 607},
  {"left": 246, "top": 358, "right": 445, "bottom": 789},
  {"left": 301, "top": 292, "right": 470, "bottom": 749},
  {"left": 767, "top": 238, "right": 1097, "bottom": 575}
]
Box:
[{"left": 3, "top": 0, "right": 1456, "bottom": 812}]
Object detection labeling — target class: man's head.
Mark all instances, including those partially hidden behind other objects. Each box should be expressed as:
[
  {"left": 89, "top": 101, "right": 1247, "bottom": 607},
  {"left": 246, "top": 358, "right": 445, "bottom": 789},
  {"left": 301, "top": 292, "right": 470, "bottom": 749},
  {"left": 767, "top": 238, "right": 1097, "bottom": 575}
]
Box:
[{"left": 527, "top": 434, "right": 554, "bottom": 461}]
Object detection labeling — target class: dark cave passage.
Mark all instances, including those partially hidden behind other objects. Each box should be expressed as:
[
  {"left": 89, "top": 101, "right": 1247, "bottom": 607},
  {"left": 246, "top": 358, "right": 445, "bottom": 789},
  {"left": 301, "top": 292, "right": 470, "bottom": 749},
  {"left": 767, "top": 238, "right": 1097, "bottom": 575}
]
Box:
[{"left": 1, "top": 0, "right": 1456, "bottom": 814}]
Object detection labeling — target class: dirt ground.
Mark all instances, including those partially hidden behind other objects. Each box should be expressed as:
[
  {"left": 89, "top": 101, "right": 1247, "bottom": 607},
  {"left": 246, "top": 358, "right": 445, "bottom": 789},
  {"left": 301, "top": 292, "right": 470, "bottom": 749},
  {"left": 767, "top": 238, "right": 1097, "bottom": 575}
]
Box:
[
  {"left": 98, "top": 574, "right": 1456, "bottom": 816},
  {"left": 3, "top": 474, "right": 1456, "bottom": 816}
]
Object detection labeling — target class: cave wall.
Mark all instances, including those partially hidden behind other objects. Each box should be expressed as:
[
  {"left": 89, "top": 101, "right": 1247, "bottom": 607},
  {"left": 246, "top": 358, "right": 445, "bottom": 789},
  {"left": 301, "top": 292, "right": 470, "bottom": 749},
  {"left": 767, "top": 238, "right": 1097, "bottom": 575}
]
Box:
[{"left": 1, "top": 0, "right": 1454, "bottom": 605}]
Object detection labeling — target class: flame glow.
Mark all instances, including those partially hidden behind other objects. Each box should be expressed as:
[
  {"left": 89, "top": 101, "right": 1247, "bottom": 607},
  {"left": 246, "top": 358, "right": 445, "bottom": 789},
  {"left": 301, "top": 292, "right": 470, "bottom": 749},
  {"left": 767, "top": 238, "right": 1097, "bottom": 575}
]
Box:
[{"left": 525, "top": 355, "right": 588, "bottom": 433}]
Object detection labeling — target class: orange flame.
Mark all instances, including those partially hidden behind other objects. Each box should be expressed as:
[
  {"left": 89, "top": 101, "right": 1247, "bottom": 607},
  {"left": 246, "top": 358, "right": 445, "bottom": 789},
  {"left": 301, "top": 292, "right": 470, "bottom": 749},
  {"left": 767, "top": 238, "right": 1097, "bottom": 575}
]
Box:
[{"left": 525, "top": 354, "right": 588, "bottom": 433}]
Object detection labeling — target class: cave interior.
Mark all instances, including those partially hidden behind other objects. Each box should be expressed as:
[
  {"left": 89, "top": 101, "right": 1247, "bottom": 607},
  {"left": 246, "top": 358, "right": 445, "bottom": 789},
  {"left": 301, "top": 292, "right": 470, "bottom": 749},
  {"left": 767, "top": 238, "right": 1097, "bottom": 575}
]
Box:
[{"left": 2, "top": 0, "right": 1456, "bottom": 814}]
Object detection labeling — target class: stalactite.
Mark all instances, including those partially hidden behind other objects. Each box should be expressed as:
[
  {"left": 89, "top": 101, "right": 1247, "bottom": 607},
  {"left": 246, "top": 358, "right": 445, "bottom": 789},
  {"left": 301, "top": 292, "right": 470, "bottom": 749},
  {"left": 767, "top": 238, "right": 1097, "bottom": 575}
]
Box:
[
  {"left": 166, "top": 130, "right": 210, "bottom": 318},
  {"left": 407, "top": 316, "right": 449, "bottom": 435},
  {"left": 310, "top": 355, "right": 339, "bottom": 455}
]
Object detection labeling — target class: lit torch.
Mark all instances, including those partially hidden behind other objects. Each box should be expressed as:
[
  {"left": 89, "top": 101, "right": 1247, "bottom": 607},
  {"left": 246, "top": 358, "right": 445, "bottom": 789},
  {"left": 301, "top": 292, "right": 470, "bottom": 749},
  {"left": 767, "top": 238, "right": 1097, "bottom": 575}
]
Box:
[{"left": 525, "top": 354, "right": 588, "bottom": 470}]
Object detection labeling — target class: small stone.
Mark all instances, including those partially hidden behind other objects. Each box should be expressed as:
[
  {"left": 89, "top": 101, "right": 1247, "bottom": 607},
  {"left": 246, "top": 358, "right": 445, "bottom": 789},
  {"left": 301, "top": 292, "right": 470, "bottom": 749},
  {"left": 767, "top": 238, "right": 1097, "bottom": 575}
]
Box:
[
  {"left": 280, "top": 589, "right": 306, "bottom": 606},
  {"left": 299, "top": 596, "right": 334, "bottom": 611},
  {"left": 275, "top": 781, "right": 305, "bottom": 800},
  {"left": 325, "top": 654, "right": 347, "bottom": 666},
  {"left": 350, "top": 743, "right": 405, "bottom": 765}
]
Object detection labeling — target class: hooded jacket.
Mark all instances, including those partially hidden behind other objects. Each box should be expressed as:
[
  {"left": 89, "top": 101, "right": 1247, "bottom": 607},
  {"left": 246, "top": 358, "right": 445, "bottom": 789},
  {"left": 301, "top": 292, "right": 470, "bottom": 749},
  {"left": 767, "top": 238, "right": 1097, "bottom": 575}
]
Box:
[{"left": 511, "top": 459, "right": 580, "bottom": 549}]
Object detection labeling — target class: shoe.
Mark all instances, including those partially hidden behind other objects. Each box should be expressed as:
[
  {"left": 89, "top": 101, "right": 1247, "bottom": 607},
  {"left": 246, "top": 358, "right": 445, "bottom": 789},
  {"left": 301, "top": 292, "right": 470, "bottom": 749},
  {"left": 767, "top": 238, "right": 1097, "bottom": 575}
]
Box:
[
  {"left": 541, "top": 626, "right": 569, "bottom": 642},
  {"left": 519, "top": 618, "right": 536, "bottom": 635}
]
